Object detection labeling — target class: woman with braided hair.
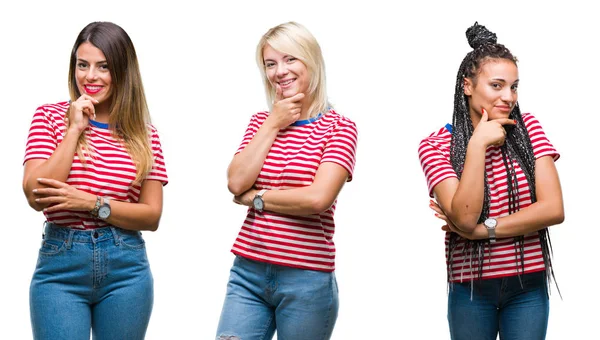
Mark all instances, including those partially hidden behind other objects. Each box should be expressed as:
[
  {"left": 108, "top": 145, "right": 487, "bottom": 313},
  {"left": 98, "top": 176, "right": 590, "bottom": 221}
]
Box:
[{"left": 418, "top": 22, "right": 564, "bottom": 339}]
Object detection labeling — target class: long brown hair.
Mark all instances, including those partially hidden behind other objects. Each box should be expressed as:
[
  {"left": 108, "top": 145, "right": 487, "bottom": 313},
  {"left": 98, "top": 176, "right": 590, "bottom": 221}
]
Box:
[{"left": 68, "top": 21, "right": 152, "bottom": 184}]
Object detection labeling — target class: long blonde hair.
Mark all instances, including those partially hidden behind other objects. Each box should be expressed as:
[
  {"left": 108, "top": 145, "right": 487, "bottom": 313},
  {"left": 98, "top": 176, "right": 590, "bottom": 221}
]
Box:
[
  {"left": 256, "top": 22, "right": 331, "bottom": 118},
  {"left": 67, "top": 22, "right": 152, "bottom": 184}
]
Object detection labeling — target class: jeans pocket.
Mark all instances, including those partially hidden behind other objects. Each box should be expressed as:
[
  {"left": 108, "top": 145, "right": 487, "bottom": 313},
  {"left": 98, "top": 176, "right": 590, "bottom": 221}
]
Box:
[
  {"left": 39, "top": 238, "right": 66, "bottom": 256},
  {"left": 118, "top": 230, "right": 146, "bottom": 249}
]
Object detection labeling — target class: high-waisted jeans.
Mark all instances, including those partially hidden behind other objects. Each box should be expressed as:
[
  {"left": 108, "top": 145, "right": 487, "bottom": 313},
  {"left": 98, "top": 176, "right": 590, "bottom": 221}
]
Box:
[
  {"left": 448, "top": 270, "right": 550, "bottom": 340},
  {"left": 216, "top": 255, "right": 339, "bottom": 340},
  {"left": 30, "top": 222, "right": 153, "bottom": 340}
]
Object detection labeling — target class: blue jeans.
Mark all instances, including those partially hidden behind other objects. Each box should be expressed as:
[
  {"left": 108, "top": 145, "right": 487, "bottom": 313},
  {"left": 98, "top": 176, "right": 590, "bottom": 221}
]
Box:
[
  {"left": 448, "top": 270, "right": 549, "bottom": 340},
  {"left": 216, "top": 256, "right": 339, "bottom": 340},
  {"left": 30, "top": 222, "right": 153, "bottom": 340}
]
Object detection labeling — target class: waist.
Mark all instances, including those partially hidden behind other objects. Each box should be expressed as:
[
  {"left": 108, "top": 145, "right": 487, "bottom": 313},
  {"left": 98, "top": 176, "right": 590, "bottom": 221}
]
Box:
[{"left": 43, "top": 221, "right": 140, "bottom": 243}]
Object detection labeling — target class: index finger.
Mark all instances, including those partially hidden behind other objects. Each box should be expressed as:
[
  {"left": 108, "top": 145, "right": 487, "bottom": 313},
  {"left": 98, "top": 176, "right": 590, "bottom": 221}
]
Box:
[
  {"left": 495, "top": 118, "right": 517, "bottom": 126},
  {"left": 37, "top": 178, "right": 66, "bottom": 188},
  {"left": 78, "top": 94, "right": 100, "bottom": 104}
]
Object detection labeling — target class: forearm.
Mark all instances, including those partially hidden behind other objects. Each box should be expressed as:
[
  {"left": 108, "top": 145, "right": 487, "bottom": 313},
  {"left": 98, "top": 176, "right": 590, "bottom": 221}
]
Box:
[
  {"left": 103, "top": 199, "right": 162, "bottom": 231},
  {"left": 227, "top": 123, "right": 280, "bottom": 195},
  {"left": 24, "top": 130, "right": 81, "bottom": 210},
  {"left": 261, "top": 187, "right": 331, "bottom": 217},
  {"left": 494, "top": 200, "right": 564, "bottom": 238},
  {"left": 448, "top": 139, "right": 487, "bottom": 230}
]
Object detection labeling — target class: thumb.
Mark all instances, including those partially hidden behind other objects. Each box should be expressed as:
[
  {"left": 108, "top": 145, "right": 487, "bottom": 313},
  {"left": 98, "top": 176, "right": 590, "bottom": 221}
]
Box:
[
  {"left": 275, "top": 84, "right": 283, "bottom": 102},
  {"left": 480, "top": 108, "right": 489, "bottom": 123}
]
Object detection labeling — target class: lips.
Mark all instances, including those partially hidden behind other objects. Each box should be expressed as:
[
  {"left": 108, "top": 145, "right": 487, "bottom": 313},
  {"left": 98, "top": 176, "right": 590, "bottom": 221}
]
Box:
[
  {"left": 496, "top": 105, "right": 511, "bottom": 112},
  {"left": 84, "top": 85, "right": 103, "bottom": 94},
  {"left": 279, "top": 78, "right": 296, "bottom": 88}
]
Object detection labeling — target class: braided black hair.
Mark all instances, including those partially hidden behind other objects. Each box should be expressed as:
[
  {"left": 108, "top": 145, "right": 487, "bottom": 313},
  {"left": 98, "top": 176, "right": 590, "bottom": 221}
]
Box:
[{"left": 447, "top": 22, "right": 557, "bottom": 292}]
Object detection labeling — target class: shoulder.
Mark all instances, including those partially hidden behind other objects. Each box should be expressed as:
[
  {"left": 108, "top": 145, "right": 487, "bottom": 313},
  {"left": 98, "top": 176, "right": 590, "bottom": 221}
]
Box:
[
  {"left": 321, "top": 109, "right": 357, "bottom": 132},
  {"left": 31, "top": 101, "right": 69, "bottom": 127},
  {"left": 34, "top": 101, "right": 69, "bottom": 117},
  {"left": 521, "top": 112, "right": 549, "bottom": 135},
  {"left": 419, "top": 124, "right": 452, "bottom": 150}
]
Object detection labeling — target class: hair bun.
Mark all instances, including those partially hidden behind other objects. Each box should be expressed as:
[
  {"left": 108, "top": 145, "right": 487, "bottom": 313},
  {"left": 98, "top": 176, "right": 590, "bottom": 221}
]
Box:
[{"left": 466, "top": 22, "right": 497, "bottom": 49}]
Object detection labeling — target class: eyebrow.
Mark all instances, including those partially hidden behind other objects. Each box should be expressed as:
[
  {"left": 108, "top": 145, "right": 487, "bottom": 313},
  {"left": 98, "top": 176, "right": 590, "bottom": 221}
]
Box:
[
  {"left": 76, "top": 58, "right": 108, "bottom": 64},
  {"left": 491, "top": 78, "right": 520, "bottom": 84}
]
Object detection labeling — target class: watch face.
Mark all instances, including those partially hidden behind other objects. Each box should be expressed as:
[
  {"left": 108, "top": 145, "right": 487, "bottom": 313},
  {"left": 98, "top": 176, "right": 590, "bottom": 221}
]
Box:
[
  {"left": 485, "top": 218, "right": 497, "bottom": 229},
  {"left": 98, "top": 206, "right": 111, "bottom": 219},
  {"left": 253, "top": 197, "right": 264, "bottom": 211}
]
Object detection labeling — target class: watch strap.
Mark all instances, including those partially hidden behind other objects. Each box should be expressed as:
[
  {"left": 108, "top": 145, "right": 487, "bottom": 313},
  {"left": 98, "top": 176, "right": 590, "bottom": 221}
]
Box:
[{"left": 90, "top": 196, "right": 101, "bottom": 217}]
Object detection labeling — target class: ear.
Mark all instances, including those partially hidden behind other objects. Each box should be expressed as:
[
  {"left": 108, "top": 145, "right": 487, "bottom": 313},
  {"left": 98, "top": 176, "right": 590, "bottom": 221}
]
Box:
[{"left": 463, "top": 78, "right": 473, "bottom": 96}]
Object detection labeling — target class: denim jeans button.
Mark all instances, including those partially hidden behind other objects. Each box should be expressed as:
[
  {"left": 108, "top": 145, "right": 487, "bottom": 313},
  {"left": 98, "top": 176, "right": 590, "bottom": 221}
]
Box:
[{"left": 93, "top": 231, "right": 99, "bottom": 238}]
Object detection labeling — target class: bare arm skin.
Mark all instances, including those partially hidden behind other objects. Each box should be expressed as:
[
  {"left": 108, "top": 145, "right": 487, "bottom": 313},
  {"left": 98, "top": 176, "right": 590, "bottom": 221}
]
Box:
[{"left": 234, "top": 162, "right": 349, "bottom": 217}]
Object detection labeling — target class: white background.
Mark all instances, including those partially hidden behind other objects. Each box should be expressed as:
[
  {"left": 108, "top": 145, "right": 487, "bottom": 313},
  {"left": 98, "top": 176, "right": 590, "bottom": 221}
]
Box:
[{"left": 1, "top": 0, "right": 597, "bottom": 339}]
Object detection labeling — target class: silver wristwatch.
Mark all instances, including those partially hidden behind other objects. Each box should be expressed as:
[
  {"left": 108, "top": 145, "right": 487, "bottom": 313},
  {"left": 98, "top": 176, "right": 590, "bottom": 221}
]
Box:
[
  {"left": 483, "top": 218, "right": 497, "bottom": 243},
  {"left": 98, "top": 197, "right": 111, "bottom": 220},
  {"left": 252, "top": 189, "right": 267, "bottom": 212}
]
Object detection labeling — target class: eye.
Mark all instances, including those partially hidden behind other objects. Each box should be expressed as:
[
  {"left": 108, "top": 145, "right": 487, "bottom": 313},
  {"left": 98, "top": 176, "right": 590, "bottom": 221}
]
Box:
[
  {"left": 264, "top": 61, "right": 275, "bottom": 68},
  {"left": 511, "top": 84, "right": 518, "bottom": 93},
  {"left": 491, "top": 83, "right": 501, "bottom": 89},
  {"left": 99, "top": 64, "right": 109, "bottom": 71},
  {"left": 77, "top": 62, "right": 88, "bottom": 69},
  {"left": 286, "top": 57, "right": 297, "bottom": 63}
]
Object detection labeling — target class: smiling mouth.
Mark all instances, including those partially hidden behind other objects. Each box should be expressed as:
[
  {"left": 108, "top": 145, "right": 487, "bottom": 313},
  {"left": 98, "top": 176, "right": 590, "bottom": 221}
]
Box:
[
  {"left": 279, "top": 79, "right": 296, "bottom": 87},
  {"left": 84, "top": 85, "right": 103, "bottom": 94}
]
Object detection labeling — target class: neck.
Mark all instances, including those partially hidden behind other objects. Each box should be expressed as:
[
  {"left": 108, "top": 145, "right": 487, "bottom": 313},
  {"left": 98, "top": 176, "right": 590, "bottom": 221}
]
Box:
[
  {"left": 93, "top": 102, "right": 111, "bottom": 124},
  {"left": 298, "top": 95, "right": 313, "bottom": 120}
]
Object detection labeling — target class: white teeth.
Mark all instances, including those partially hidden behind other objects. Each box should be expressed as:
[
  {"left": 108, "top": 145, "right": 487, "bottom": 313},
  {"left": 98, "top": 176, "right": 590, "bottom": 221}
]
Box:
[
  {"left": 86, "top": 86, "right": 101, "bottom": 90},
  {"left": 280, "top": 79, "right": 294, "bottom": 86}
]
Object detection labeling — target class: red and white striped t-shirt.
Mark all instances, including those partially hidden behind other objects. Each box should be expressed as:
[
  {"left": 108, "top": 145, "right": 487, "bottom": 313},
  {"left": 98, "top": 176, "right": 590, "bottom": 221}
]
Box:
[
  {"left": 23, "top": 101, "right": 169, "bottom": 229},
  {"left": 418, "top": 113, "right": 559, "bottom": 282},
  {"left": 231, "top": 109, "right": 358, "bottom": 272}
]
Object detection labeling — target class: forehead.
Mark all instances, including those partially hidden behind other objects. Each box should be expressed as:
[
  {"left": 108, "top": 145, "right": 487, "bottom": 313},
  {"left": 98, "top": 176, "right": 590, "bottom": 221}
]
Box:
[
  {"left": 76, "top": 41, "right": 106, "bottom": 60},
  {"left": 263, "top": 44, "right": 289, "bottom": 60},
  {"left": 478, "top": 59, "right": 519, "bottom": 81}
]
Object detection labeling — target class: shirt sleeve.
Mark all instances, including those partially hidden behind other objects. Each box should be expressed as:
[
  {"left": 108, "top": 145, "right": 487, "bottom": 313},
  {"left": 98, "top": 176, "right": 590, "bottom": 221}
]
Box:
[
  {"left": 320, "top": 118, "right": 358, "bottom": 182},
  {"left": 146, "top": 126, "right": 169, "bottom": 186},
  {"left": 418, "top": 136, "right": 458, "bottom": 198},
  {"left": 235, "top": 113, "right": 262, "bottom": 154},
  {"left": 23, "top": 106, "right": 59, "bottom": 164},
  {"left": 522, "top": 113, "right": 560, "bottom": 161}
]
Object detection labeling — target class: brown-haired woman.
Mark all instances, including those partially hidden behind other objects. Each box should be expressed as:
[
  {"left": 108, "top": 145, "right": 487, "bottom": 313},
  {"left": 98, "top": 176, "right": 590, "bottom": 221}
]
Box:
[{"left": 23, "top": 21, "right": 168, "bottom": 340}]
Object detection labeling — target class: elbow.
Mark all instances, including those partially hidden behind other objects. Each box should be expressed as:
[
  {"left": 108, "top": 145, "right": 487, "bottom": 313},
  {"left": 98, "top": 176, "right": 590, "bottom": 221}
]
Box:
[
  {"left": 227, "top": 175, "right": 251, "bottom": 196},
  {"left": 227, "top": 181, "right": 246, "bottom": 196},
  {"left": 309, "top": 196, "right": 335, "bottom": 215},
  {"left": 27, "top": 199, "right": 45, "bottom": 212},
  {"left": 146, "top": 213, "right": 162, "bottom": 232},
  {"left": 451, "top": 215, "right": 478, "bottom": 233},
  {"left": 552, "top": 208, "right": 565, "bottom": 225},
  {"left": 24, "top": 191, "right": 44, "bottom": 212}
]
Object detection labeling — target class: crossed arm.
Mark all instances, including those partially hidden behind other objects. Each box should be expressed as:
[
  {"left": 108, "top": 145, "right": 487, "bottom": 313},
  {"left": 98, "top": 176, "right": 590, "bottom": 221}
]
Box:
[{"left": 432, "top": 154, "right": 564, "bottom": 240}]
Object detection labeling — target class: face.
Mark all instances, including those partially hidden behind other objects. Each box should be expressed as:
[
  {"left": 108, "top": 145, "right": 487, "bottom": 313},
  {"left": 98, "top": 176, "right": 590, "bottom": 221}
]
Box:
[
  {"left": 263, "top": 44, "right": 309, "bottom": 99},
  {"left": 464, "top": 58, "right": 519, "bottom": 121},
  {"left": 75, "top": 42, "right": 112, "bottom": 106}
]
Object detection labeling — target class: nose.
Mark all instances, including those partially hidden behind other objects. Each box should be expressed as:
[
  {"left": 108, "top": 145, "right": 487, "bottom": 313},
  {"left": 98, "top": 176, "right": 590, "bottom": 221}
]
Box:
[
  {"left": 275, "top": 63, "right": 289, "bottom": 78},
  {"left": 85, "top": 67, "right": 98, "bottom": 81},
  {"left": 501, "top": 87, "right": 516, "bottom": 105}
]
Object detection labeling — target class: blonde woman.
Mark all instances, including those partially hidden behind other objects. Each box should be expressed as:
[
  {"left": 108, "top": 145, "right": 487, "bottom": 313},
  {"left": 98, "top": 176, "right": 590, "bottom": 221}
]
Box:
[
  {"left": 23, "top": 22, "right": 168, "bottom": 340},
  {"left": 216, "top": 22, "right": 358, "bottom": 340}
]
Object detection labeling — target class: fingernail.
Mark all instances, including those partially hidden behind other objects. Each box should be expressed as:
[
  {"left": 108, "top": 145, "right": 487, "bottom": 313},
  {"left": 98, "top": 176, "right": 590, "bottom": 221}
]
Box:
[
  {"left": 32, "top": 189, "right": 37, "bottom": 193},
  {"left": 481, "top": 108, "right": 484, "bottom": 114},
  {"left": 435, "top": 213, "right": 440, "bottom": 217},
  {"left": 35, "top": 198, "right": 39, "bottom": 202},
  {"left": 513, "top": 119, "right": 517, "bottom": 124}
]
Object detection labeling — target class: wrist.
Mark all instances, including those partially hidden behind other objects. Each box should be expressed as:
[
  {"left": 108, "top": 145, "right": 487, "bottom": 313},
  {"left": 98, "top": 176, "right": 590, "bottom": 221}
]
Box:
[
  {"left": 66, "top": 125, "right": 85, "bottom": 137},
  {"left": 468, "top": 137, "right": 488, "bottom": 150}
]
